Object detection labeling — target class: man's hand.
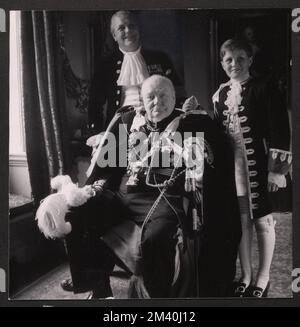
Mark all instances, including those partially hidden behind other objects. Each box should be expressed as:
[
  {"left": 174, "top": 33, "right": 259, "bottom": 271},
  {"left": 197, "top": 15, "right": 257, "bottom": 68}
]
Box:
[
  {"left": 83, "top": 185, "right": 97, "bottom": 198},
  {"left": 86, "top": 134, "right": 102, "bottom": 154},
  {"left": 268, "top": 172, "right": 286, "bottom": 192},
  {"left": 182, "top": 96, "right": 199, "bottom": 112}
]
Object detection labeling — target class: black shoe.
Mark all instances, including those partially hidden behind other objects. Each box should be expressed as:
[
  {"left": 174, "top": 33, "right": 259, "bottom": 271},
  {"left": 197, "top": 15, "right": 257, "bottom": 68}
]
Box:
[
  {"left": 86, "top": 280, "right": 113, "bottom": 300},
  {"left": 60, "top": 278, "right": 74, "bottom": 292},
  {"left": 232, "top": 281, "right": 249, "bottom": 297},
  {"left": 247, "top": 282, "right": 270, "bottom": 298}
]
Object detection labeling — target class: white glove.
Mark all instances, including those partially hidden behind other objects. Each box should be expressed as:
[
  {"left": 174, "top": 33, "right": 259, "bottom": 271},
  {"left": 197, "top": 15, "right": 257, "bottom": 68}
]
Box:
[
  {"left": 86, "top": 134, "right": 102, "bottom": 154},
  {"left": 268, "top": 172, "right": 286, "bottom": 192}
]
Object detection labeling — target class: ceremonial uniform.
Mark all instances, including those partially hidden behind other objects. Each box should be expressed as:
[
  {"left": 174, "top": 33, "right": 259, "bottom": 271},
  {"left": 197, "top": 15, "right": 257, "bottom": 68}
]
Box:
[
  {"left": 213, "top": 76, "right": 291, "bottom": 219},
  {"left": 65, "top": 104, "right": 241, "bottom": 298},
  {"left": 88, "top": 49, "right": 182, "bottom": 133}
]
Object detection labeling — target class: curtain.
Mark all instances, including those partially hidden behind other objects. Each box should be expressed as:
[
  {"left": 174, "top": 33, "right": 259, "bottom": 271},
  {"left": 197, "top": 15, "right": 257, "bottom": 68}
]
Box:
[{"left": 20, "top": 11, "right": 71, "bottom": 205}]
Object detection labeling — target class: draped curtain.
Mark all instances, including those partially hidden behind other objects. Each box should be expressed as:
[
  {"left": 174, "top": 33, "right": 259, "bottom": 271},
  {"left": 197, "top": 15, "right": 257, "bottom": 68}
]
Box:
[{"left": 20, "top": 11, "right": 71, "bottom": 205}]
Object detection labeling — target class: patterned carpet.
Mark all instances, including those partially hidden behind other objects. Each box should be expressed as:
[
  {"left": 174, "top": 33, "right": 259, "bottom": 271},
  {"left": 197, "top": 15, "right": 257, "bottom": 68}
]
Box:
[{"left": 11, "top": 212, "right": 292, "bottom": 300}]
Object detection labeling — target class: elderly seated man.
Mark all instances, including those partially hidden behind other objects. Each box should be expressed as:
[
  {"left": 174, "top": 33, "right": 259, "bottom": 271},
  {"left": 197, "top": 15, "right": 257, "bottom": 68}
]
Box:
[
  {"left": 62, "top": 10, "right": 185, "bottom": 292},
  {"left": 64, "top": 75, "right": 241, "bottom": 299}
]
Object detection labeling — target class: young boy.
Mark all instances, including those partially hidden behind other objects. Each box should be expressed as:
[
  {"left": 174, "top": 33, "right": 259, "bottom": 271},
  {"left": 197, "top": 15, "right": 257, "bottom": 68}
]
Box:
[{"left": 212, "top": 38, "right": 292, "bottom": 297}]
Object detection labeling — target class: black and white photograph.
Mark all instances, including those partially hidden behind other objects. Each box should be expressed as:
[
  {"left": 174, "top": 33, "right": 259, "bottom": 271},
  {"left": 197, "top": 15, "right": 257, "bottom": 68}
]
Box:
[{"left": 6, "top": 6, "right": 294, "bottom": 303}]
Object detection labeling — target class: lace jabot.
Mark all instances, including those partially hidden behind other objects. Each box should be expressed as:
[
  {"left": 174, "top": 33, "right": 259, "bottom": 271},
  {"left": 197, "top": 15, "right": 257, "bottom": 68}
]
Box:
[{"left": 117, "top": 47, "right": 150, "bottom": 86}]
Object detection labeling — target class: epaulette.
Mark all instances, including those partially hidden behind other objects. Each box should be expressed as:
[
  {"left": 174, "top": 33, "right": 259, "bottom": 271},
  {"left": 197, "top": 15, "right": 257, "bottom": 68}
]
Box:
[
  {"left": 174, "top": 108, "right": 208, "bottom": 119},
  {"left": 115, "top": 105, "right": 135, "bottom": 115}
]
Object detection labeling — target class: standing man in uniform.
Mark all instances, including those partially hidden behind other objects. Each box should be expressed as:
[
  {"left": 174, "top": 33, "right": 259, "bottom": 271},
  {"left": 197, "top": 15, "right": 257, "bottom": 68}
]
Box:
[{"left": 88, "top": 10, "right": 184, "bottom": 134}]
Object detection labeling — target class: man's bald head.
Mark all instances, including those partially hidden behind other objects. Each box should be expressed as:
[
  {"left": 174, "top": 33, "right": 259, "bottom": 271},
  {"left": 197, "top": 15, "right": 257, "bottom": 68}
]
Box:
[
  {"left": 141, "top": 75, "right": 176, "bottom": 123},
  {"left": 110, "top": 11, "right": 135, "bottom": 33}
]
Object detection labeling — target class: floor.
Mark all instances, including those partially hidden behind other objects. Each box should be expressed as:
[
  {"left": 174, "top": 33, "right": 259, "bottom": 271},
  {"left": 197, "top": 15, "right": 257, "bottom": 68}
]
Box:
[{"left": 11, "top": 212, "right": 292, "bottom": 300}]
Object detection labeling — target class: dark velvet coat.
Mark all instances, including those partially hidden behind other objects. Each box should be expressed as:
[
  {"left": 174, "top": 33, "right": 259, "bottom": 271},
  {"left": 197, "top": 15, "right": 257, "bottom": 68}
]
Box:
[{"left": 213, "top": 76, "right": 291, "bottom": 219}]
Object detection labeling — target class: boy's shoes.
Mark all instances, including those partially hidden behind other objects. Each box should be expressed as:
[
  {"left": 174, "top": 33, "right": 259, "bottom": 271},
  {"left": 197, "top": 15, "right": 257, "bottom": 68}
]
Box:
[
  {"left": 246, "top": 282, "right": 270, "bottom": 298},
  {"left": 232, "top": 281, "right": 249, "bottom": 297}
]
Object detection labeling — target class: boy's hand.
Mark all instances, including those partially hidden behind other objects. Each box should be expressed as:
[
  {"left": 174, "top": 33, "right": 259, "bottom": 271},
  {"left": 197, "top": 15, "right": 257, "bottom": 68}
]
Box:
[{"left": 268, "top": 172, "right": 286, "bottom": 192}]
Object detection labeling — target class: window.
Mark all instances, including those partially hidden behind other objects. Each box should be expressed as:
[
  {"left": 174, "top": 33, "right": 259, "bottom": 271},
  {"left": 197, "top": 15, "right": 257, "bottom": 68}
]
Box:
[{"left": 9, "top": 11, "right": 32, "bottom": 201}]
